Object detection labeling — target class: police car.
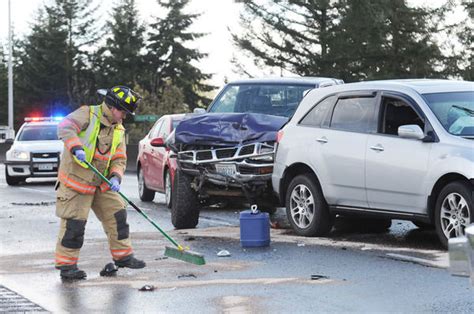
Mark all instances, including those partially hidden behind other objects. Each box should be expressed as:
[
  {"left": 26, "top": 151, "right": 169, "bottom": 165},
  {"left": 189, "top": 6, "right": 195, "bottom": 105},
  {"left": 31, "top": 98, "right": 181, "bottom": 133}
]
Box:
[{"left": 5, "top": 117, "right": 64, "bottom": 185}]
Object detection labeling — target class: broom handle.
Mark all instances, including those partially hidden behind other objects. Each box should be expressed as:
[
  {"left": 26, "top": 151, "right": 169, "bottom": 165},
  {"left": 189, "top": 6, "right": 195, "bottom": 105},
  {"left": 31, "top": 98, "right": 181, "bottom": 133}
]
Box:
[{"left": 84, "top": 161, "right": 182, "bottom": 250}]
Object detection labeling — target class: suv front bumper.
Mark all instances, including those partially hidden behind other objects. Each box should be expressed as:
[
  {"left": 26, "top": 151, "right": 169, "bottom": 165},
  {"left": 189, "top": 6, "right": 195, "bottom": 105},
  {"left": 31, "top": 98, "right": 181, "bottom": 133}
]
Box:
[{"left": 178, "top": 142, "right": 275, "bottom": 188}]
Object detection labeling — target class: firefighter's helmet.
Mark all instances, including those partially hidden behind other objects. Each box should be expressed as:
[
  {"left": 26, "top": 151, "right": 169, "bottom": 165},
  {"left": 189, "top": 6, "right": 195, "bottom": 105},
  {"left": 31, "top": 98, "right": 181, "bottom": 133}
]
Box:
[{"left": 97, "top": 86, "right": 141, "bottom": 115}]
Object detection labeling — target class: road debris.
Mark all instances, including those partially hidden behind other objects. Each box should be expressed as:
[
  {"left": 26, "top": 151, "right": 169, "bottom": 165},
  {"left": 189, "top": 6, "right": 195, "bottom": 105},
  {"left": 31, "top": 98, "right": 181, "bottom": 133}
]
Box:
[
  {"left": 155, "top": 256, "right": 169, "bottom": 261},
  {"left": 311, "top": 274, "right": 329, "bottom": 280},
  {"left": 184, "top": 237, "right": 196, "bottom": 241},
  {"left": 297, "top": 243, "right": 305, "bottom": 247},
  {"left": 11, "top": 201, "right": 56, "bottom": 206},
  {"left": 178, "top": 273, "right": 197, "bottom": 279},
  {"left": 217, "top": 250, "right": 231, "bottom": 257},
  {"left": 139, "top": 285, "right": 155, "bottom": 292},
  {"left": 99, "top": 263, "right": 118, "bottom": 277}
]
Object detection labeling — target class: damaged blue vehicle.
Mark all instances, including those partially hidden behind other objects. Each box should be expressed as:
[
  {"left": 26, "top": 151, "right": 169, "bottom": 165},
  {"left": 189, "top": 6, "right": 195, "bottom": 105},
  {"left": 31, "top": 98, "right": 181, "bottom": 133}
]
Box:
[{"left": 167, "top": 77, "right": 343, "bottom": 229}]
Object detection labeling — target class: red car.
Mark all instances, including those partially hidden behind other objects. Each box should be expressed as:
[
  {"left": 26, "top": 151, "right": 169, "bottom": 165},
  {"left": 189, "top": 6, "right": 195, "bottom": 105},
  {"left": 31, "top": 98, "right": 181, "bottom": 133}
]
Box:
[{"left": 136, "top": 114, "right": 185, "bottom": 207}]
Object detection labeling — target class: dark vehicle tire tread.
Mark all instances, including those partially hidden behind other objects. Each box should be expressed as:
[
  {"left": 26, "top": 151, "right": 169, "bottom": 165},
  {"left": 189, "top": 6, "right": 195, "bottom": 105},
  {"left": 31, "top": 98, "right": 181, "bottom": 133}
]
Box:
[
  {"left": 171, "top": 170, "right": 200, "bottom": 229},
  {"left": 138, "top": 167, "right": 155, "bottom": 202},
  {"left": 5, "top": 167, "right": 25, "bottom": 186}
]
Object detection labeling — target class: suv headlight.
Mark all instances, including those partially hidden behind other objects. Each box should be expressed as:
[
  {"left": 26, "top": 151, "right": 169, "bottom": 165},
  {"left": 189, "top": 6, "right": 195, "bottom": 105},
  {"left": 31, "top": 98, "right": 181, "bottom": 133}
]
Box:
[{"left": 10, "top": 150, "right": 30, "bottom": 161}]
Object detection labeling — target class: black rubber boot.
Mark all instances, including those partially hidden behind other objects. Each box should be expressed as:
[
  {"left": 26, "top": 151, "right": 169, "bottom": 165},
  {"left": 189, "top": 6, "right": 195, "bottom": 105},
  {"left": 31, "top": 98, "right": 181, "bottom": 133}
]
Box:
[
  {"left": 114, "top": 255, "right": 146, "bottom": 269},
  {"left": 59, "top": 265, "right": 87, "bottom": 280}
]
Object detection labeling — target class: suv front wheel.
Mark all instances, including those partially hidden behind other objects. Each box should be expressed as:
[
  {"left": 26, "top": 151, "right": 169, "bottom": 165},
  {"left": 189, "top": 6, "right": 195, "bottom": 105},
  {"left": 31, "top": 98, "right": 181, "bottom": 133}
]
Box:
[
  {"left": 285, "top": 174, "right": 333, "bottom": 236},
  {"left": 5, "top": 167, "right": 26, "bottom": 186},
  {"left": 435, "top": 181, "right": 473, "bottom": 248}
]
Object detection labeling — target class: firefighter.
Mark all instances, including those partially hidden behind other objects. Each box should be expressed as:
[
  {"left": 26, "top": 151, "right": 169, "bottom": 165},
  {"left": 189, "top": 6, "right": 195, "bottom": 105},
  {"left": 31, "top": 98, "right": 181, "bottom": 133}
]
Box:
[{"left": 55, "top": 86, "right": 146, "bottom": 280}]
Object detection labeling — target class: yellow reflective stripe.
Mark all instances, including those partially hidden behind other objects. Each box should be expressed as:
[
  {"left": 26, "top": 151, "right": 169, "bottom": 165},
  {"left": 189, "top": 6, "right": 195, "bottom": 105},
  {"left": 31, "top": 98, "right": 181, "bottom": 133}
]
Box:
[
  {"left": 125, "top": 96, "right": 131, "bottom": 104},
  {"left": 113, "top": 87, "right": 120, "bottom": 92},
  {"left": 117, "top": 91, "right": 124, "bottom": 98}
]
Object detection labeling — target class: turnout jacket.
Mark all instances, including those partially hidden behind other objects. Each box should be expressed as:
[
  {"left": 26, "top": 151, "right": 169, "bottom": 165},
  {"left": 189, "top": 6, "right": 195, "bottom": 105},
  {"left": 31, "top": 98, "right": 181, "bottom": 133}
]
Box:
[{"left": 57, "top": 102, "right": 127, "bottom": 194}]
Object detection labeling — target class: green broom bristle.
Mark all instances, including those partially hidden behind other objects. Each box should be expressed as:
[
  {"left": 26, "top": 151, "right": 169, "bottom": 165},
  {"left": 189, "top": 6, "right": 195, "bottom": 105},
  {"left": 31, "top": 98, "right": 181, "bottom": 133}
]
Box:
[{"left": 164, "top": 246, "right": 206, "bottom": 265}]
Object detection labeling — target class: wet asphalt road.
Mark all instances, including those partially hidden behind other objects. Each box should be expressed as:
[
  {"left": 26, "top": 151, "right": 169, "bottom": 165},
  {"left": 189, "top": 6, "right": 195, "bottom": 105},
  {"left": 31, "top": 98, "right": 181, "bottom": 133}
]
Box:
[{"left": 0, "top": 164, "right": 473, "bottom": 313}]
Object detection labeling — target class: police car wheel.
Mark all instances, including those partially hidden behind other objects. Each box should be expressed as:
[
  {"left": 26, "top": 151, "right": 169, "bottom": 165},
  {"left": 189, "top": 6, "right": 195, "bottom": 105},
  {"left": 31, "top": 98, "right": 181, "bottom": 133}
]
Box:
[{"left": 5, "top": 167, "right": 26, "bottom": 186}]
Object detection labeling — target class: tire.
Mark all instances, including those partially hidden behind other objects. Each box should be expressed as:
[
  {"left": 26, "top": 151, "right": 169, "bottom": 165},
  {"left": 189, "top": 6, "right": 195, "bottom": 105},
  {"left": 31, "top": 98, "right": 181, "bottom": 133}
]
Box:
[
  {"left": 285, "top": 174, "right": 333, "bottom": 236},
  {"left": 138, "top": 167, "right": 155, "bottom": 202},
  {"left": 171, "top": 169, "right": 200, "bottom": 229},
  {"left": 412, "top": 221, "right": 434, "bottom": 230},
  {"left": 5, "top": 167, "right": 25, "bottom": 186},
  {"left": 435, "top": 181, "right": 473, "bottom": 249},
  {"left": 164, "top": 169, "right": 172, "bottom": 209}
]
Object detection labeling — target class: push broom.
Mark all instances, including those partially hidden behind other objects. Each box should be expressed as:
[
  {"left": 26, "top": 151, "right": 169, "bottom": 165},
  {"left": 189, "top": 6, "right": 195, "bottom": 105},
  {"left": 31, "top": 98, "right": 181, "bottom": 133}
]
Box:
[{"left": 84, "top": 161, "right": 206, "bottom": 265}]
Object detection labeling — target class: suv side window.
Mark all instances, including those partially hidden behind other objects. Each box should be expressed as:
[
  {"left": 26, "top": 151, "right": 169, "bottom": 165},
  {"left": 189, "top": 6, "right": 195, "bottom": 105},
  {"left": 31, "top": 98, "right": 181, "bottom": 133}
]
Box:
[
  {"left": 330, "top": 97, "right": 376, "bottom": 133},
  {"left": 300, "top": 96, "right": 336, "bottom": 127},
  {"left": 380, "top": 97, "right": 425, "bottom": 136}
]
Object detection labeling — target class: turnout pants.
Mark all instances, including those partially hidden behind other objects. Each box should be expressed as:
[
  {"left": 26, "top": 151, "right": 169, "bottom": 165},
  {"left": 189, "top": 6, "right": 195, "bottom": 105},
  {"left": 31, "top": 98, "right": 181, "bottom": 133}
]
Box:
[{"left": 55, "top": 183, "right": 133, "bottom": 269}]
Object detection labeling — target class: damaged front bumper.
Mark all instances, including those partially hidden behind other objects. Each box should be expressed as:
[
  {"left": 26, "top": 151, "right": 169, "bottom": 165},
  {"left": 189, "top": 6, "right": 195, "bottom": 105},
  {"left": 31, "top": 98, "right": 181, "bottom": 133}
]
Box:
[
  {"left": 177, "top": 142, "right": 275, "bottom": 187},
  {"left": 448, "top": 224, "right": 474, "bottom": 285}
]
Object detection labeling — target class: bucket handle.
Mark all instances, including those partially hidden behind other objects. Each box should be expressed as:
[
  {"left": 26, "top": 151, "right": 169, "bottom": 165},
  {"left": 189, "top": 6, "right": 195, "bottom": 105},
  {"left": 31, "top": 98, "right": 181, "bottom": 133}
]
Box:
[{"left": 251, "top": 204, "right": 259, "bottom": 214}]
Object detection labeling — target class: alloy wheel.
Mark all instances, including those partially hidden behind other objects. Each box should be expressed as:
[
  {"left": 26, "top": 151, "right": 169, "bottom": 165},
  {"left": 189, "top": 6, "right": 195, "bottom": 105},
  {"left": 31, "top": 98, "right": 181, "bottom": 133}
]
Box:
[
  {"left": 138, "top": 168, "right": 145, "bottom": 196},
  {"left": 440, "top": 192, "right": 471, "bottom": 239},
  {"left": 289, "top": 184, "right": 315, "bottom": 229},
  {"left": 165, "top": 171, "right": 172, "bottom": 207}
]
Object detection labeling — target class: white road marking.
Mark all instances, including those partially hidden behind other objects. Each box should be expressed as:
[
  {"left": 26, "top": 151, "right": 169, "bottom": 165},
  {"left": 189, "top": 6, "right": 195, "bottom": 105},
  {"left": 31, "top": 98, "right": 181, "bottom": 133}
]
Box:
[
  {"left": 385, "top": 253, "right": 448, "bottom": 268},
  {"left": 19, "top": 187, "right": 55, "bottom": 195}
]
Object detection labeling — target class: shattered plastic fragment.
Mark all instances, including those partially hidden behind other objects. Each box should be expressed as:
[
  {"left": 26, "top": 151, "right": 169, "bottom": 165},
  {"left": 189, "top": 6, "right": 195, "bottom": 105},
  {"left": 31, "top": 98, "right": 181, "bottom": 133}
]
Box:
[
  {"left": 311, "top": 275, "right": 329, "bottom": 280},
  {"left": 99, "top": 263, "right": 118, "bottom": 277},
  {"left": 139, "top": 285, "right": 155, "bottom": 291},
  {"left": 217, "top": 250, "right": 231, "bottom": 257}
]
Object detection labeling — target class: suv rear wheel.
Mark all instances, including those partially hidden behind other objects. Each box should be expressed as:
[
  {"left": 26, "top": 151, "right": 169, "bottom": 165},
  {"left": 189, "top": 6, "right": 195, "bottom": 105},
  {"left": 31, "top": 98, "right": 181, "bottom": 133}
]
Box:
[
  {"left": 171, "top": 169, "right": 200, "bottom": 229},
  {"left": 285, "top": 174, "right": 333, "bottom": 236},
  {"left": 435, "top": 181, "right": 473, "bottom": 248},
  {"left": 138, "top": 167, "right": 155, "bottom": 202}
]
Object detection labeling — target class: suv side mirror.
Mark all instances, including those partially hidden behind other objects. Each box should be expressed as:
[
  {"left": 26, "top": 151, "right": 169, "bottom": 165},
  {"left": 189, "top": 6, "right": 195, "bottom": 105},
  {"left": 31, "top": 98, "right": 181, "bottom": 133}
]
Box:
[
  {"left": 150, "top": 137, "right": 165, "bottom": 147},
  {"left": 398, "top": 125, "right": 425, "bottom": 140},
  {"left": 193, "top": 108, "right": 206, "bottom": 114},
  {"left": 5, "top": 138, "right": 14, "bottom": 145}
]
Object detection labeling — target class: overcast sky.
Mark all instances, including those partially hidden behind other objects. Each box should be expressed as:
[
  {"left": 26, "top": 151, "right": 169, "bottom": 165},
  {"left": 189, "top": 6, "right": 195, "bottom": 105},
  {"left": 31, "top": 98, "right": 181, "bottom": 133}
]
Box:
[{"left": 0, "top": 0, "right": 462, "bottom": 88}]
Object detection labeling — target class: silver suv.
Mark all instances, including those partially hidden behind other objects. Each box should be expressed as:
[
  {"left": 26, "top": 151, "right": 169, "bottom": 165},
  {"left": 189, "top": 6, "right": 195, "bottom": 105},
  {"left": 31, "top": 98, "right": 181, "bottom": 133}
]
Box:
[{"left": 272, "top": 79, "right": 474, "bottom": 247}]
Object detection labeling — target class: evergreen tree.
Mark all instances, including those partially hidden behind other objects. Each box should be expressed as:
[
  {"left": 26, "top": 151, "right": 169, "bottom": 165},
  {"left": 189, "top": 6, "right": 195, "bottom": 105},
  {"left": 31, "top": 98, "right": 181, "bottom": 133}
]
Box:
[
  {"left": 233, "top": 0, "right": 339, "bottom": 77},
  {"left": 234, "top": 0, "right": 448, "bottom": 81},
  {"left": 0, "top": 44, "right": 8, "bottom": 125},
  {"left": 98, "top": 0, "right": 146, "bottom": 87},
  {"left": 15, "top": 0, "right": 99, "bottom": 120},
  {"left": 458, "top": 0, "right": 473, "bottom": 80},
  {"left": 145, "top": 0, "right": 214, "bottom": 110}
]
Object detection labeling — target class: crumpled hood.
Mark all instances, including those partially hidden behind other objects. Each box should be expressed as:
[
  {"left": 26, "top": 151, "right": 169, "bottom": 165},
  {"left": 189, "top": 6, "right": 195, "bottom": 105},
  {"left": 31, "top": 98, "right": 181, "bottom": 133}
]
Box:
[{"left": 175, "top": 113, "right": 288, "bottom": 146}]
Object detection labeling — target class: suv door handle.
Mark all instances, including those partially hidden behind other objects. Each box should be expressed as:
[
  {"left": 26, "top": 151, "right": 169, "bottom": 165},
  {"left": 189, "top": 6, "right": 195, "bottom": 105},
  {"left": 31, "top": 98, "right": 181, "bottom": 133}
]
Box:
[
  {"left": 316, "top": 137, "right": 328, "bottom": 143},
  {"left": 370, "top": 145, "right": 384, "bottom": 152}
]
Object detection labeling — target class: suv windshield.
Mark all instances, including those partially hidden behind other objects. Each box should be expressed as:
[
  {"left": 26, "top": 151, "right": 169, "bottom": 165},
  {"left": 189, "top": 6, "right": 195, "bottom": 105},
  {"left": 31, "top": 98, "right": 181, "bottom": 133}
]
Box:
[
  {"left": 18, "top": 125, "right": 59, "bottom": 141},
  {"left": 424, "top": 91, "right": 474, "bottom": 137},
  {"left": 209, "top": 84, "right": 314, "bottom": 117}
]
